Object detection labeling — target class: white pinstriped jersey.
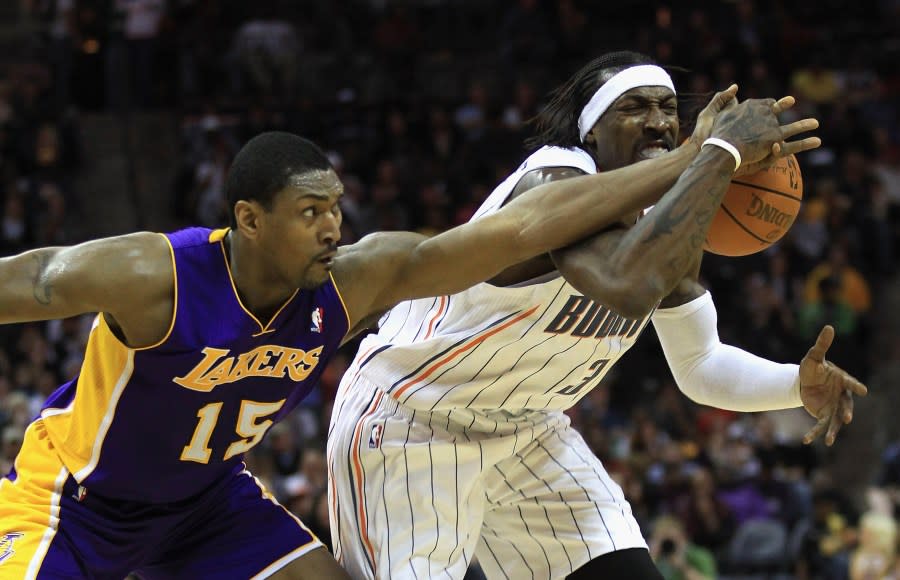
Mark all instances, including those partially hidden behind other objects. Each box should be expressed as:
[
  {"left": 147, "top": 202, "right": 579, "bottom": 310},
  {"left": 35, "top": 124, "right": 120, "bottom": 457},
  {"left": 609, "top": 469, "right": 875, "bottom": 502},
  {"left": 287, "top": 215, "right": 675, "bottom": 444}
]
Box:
[{"left": 351, "top": 146, "right": 654, "bottom": 419}]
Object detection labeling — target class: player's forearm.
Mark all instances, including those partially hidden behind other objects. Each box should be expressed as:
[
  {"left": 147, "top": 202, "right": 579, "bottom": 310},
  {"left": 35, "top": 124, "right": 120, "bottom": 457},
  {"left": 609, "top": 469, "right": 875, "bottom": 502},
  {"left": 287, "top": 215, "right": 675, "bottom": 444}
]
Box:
[
  {"left": 511, "top": 144, "right": 700, "bottom": 258},
  {"left": 597, "top": 147, "right": 735, "bottom": 301},
  {"left": 653, "top": 291, "right": 802, "bottom": 411},
  {"left": 547, "top": 149, "right": 733, "bottom": 316},
  {"left": 553, "top": 242, "right": 705, "bottom": 319},
  {"left": 0, "top": 247, "right": 72, "bottom": 323}
]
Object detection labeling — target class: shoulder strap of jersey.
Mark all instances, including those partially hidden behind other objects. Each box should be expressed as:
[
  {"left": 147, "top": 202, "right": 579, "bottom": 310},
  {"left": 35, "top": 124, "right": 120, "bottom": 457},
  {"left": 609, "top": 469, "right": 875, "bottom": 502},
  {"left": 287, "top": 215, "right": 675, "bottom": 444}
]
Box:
[{"left": 472, "top": 146, "right": 598, "bottom": 220}]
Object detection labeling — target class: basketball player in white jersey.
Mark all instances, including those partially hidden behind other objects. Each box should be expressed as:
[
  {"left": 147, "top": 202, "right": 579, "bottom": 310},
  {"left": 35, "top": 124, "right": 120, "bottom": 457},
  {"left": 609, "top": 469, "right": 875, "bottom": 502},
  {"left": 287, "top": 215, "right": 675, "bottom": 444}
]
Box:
[{"left": 328, "top": 52, "right": 864, "bottom": 579}]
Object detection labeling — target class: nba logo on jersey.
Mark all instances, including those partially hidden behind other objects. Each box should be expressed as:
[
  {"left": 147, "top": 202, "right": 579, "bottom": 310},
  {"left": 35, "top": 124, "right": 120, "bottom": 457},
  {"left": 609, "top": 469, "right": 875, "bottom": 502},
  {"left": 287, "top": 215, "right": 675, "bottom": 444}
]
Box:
[
  {"left": 0, "top": 532, "right": 23, "bottom": 564},
  {"left": 368, "top": 423, "right": 383, "bottom": 449},
  {"left": 310, "top": 307, "right": 324, "bottom": 333}
]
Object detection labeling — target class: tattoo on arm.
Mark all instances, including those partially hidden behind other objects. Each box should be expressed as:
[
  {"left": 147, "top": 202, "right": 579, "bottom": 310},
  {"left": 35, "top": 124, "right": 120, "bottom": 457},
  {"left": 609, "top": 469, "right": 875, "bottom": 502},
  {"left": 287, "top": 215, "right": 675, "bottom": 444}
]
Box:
[
  {"left": 634, "top": 154, "right": 728, "bottom": 279},
  {"left": 31, "top": 253, "right": 52, "bottom": 305}
]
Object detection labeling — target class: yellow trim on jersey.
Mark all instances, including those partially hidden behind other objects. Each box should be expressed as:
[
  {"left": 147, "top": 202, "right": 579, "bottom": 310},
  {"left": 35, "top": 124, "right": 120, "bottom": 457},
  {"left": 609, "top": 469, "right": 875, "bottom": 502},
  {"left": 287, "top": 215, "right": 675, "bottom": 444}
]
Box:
[
  {"left": 208, "top": 227, "right": 229, "bottom": 243},
  {"left": 329, "top": 271, "right": 352, "bottom": 332},
  {"left": 40, "top": 316, "right": 135, "bottom": 481},
  {"left": 240, "top": 466, "right": 324, "bottom": 580},
  {"left": 0, "top": 420, "right": 69, "bottom": 579},
  {"left": 215, "top": 235, "right": 299, "bottom": 335},
  {"left": 251, "top": 543, "right": 324, "bottom": 579}
]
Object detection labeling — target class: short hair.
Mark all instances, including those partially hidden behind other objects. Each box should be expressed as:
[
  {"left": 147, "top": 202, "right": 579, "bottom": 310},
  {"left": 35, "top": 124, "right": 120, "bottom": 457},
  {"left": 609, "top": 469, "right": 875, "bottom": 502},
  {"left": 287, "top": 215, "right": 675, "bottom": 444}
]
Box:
[
  {"left": 225, "top": 131, "right": 333, "bottom": 227},
  {"left": 525, "top": 51, "right": 657, "bottom": 151}
]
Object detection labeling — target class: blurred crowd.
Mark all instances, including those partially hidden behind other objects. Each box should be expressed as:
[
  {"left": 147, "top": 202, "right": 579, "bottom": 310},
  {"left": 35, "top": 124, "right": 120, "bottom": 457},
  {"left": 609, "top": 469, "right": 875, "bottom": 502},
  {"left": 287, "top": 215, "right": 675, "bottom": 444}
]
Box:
[{"left": 2, "top": 0, "right": 900, "bottom": 578}]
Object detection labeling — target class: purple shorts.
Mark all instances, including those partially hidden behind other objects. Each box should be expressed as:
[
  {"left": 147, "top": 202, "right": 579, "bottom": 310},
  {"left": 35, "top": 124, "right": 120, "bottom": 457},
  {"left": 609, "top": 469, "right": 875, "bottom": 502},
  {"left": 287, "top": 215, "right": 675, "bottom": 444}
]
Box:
[{"left": 0, "top": 420, "right": 323, "bottom": 579}]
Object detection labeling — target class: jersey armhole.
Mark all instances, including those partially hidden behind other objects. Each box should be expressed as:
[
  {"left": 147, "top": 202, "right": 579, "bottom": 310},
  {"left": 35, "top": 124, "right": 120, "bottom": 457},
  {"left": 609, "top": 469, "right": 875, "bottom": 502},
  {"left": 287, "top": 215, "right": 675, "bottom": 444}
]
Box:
[{"left": 133, "top": 233, "right": 178, "bottom": 351}]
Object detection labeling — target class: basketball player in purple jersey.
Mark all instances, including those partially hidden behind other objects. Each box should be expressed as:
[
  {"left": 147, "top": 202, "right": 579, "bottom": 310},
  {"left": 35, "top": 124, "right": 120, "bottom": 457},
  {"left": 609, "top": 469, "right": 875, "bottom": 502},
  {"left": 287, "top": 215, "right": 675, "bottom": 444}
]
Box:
[
  {"left": 328, "top": 53, "right": 866, "bottom": 579},
  {"left": 0, "top": 111, "right": 805, "bottom": 580}
]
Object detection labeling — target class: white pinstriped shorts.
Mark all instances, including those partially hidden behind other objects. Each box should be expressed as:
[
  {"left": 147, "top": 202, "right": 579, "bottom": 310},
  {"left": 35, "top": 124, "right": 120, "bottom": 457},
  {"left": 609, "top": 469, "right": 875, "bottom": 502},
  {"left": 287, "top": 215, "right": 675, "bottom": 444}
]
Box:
[{"left": 327, "top": 376, "right": 647, "bottom": 580}]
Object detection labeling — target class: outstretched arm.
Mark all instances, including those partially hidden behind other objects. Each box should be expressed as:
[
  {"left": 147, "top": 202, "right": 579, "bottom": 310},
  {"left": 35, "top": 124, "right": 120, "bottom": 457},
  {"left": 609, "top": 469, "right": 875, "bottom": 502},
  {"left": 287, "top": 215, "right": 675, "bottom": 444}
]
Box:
[
  {"left": 333, "top": 98, "right": 802, "bottom": 332},
  {"left": 0, "top": 233, "right": 175, "bottom": 347},
  {"left": 653, "top": 285, "right": 867, "bottom": 446},
  {"left": 332, "top": 137, "right": 752, "bottom": 332},
  {"left": 329, "top": 155, "right": 715, "bottom": 332}
]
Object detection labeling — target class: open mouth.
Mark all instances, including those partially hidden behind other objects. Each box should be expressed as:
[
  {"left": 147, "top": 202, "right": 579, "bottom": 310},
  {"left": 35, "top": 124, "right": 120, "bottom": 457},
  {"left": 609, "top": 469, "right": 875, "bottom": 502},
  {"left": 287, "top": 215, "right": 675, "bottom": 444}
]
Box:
[
  {"left": 637, "top": 140, "right": 672, "bottom": 160},
  {"left": 317, "top": 251, "right": 336, "bottom": 267}
]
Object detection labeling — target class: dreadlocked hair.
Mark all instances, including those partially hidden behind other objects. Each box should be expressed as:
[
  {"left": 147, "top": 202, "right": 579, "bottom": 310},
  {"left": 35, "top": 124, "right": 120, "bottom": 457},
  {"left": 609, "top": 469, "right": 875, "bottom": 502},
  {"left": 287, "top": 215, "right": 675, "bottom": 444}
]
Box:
[{"left": 525, "top": 51, "right": 659, "bottom": 151}]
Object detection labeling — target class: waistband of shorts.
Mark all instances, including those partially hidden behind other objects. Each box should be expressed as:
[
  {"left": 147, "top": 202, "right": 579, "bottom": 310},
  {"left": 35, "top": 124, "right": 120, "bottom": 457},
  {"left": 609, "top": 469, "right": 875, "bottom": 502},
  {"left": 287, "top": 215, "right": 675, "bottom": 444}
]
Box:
[{"left": 378, "top": 390, "right": 416, "bottom": 422}]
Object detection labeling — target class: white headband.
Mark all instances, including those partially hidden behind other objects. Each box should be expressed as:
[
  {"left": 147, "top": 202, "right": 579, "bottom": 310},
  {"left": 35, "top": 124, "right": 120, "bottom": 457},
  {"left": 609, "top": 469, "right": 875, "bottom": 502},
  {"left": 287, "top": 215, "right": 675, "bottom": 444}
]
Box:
[{"left": 577, "top": 65, "right": 676, "bottom": 141}]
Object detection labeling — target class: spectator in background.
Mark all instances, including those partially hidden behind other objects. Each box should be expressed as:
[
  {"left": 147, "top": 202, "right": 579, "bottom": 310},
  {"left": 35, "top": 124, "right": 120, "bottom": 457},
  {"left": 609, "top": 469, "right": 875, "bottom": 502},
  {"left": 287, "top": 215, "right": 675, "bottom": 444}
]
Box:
[
  {"left": 32, "top": 0, "right": 78, "bottom": 111},
  {"left": 106, "top": 0, "right": 167, "bottom": 109},
  {"left": 741, "top": 270, "right": 797, "bottom": 362},
  {"left": 265, "top": 422, "right": 301, "bottom": 478},
  {"left": 229, "top": 9, "right": 301, "bottom": 101},
  {"left": 501, "top": 79, "right": 539, "bottom": 132},
  {"left": 789, "top": 196, "right": 831, "bottom": 272},
  {"left": 372, "top": 2, "right": 420, "bottom": 95},
  {"left": 849, "top": 511, "right": 896, "bottom": 580},
  {"left": 454, "top": 79, "right": 490, "bottom": 140},
  {"left": 798, "top": 276, "right": 858, "bottom": 342},
  {"left": 497, "top": 0, "right": 555, "bottom": 68},
  {"left": 554, "top": 0, "right": 589, "bottom": 67},
  {"left": 284, "top": 448, "right": 328, "bottom": 528},
  {"left": 650, "top": 515, "right": 717, "bottom": 580},
  {"left": 190, "top": 128, "right": 233, "bottom": 227},
  {"left": 804, "top": 243, "right": 872, "bottom": 315},
  {"left": 801, "top": 488, "right": 859, "bottom": 580},
  {"left": 1, "top": 186, "right": 29, "bottom": 253},
  {"left": 674, "top": 467, "right": 737, "bottom": 553},
  {"left": 790, "top": 55, "right": 843, "bottom": 108},
  {"left": 0, "top": 425, "right": 23, "bottom": 477}
]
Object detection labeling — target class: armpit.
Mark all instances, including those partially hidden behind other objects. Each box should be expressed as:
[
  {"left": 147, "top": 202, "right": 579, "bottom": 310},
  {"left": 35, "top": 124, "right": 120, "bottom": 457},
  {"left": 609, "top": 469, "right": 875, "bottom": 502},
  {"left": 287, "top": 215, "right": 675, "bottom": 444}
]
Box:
[{"left": 659, "top": 277, "right": 707, "bottom": 309}]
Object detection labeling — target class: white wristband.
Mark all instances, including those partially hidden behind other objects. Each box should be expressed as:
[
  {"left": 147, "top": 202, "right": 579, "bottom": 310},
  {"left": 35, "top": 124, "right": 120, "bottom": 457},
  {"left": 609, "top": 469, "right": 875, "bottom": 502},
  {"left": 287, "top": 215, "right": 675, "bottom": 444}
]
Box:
[{"left": 701, "top": 137, "right": 742, "bottom": 171}]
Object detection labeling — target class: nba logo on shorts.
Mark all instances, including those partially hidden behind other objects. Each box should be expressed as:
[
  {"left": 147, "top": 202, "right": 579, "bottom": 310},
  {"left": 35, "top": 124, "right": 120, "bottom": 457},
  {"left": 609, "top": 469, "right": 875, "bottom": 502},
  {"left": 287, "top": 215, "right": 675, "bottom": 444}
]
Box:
[
  {"left": 0, "top": 532, "right": 23, "bottom": 564},
  {"left": 368, "top": 423, "right": 384, "bottom": 449}
]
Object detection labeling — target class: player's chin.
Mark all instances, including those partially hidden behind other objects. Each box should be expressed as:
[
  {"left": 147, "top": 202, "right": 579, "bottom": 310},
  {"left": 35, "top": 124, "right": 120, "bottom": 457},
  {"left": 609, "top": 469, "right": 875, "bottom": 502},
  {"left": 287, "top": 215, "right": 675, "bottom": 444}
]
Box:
[{"left": 299, "top": 264, "right": 331, "bottom": 289}]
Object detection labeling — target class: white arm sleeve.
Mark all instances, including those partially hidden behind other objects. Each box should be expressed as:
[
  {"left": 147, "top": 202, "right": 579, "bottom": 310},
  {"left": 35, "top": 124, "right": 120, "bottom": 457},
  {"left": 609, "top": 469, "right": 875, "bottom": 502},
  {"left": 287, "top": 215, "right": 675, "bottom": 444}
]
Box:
[{"left": 651, "top": 291, "right": 802, "bottom": 412}]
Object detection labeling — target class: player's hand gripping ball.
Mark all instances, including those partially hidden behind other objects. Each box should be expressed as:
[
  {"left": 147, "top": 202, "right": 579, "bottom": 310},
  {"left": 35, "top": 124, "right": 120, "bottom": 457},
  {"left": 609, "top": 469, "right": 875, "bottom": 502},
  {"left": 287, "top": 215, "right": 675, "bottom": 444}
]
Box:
[{"left": 704, "top": 154, "right": 803, "bottom": 256}]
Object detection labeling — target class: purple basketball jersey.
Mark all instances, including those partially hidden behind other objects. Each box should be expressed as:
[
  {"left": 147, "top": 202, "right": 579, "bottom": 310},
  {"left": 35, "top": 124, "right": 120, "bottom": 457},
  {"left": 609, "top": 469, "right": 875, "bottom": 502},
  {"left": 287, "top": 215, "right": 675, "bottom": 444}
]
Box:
[{"left": 39, "top": 227, "right": 349, "bottom": 502}]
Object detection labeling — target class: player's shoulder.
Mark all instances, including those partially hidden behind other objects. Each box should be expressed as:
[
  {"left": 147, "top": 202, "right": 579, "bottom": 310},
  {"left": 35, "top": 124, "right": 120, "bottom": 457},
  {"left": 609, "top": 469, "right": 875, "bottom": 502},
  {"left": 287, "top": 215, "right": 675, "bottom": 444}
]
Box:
[
  {"left": 84, "top": 231, "right": 171, "bottom": 266},
  {"left": 521, "top": 145, "right": 597, "bottom": 175},
  {"left": 70, "top": 231, "right": 175, "bottom": 328},
  {"left": 102, "top": 231, "right": 174, "bottom": 289}
]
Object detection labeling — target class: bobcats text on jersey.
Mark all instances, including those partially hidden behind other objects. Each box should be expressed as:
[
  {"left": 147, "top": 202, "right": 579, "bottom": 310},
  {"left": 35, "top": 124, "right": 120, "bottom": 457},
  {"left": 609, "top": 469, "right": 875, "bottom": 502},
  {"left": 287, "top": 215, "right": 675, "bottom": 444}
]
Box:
[{"left": 544, "top": 295, "right": 646, "bottom": 339}]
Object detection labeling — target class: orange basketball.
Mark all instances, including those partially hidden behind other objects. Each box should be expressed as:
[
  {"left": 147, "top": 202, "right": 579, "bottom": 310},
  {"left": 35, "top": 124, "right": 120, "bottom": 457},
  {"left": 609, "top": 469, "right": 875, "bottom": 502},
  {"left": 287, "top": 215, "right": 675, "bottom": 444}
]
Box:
[{"left": 704, "top": 154, "right": 803, "bottom": 256}]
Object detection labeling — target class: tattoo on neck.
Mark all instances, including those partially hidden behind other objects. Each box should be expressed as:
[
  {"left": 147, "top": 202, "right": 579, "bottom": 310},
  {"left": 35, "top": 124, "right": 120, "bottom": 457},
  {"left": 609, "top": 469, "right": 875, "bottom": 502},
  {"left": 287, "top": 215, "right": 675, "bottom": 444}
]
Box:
[{"left": 32, "top": 253, "right": 52, "bottom": 305}]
